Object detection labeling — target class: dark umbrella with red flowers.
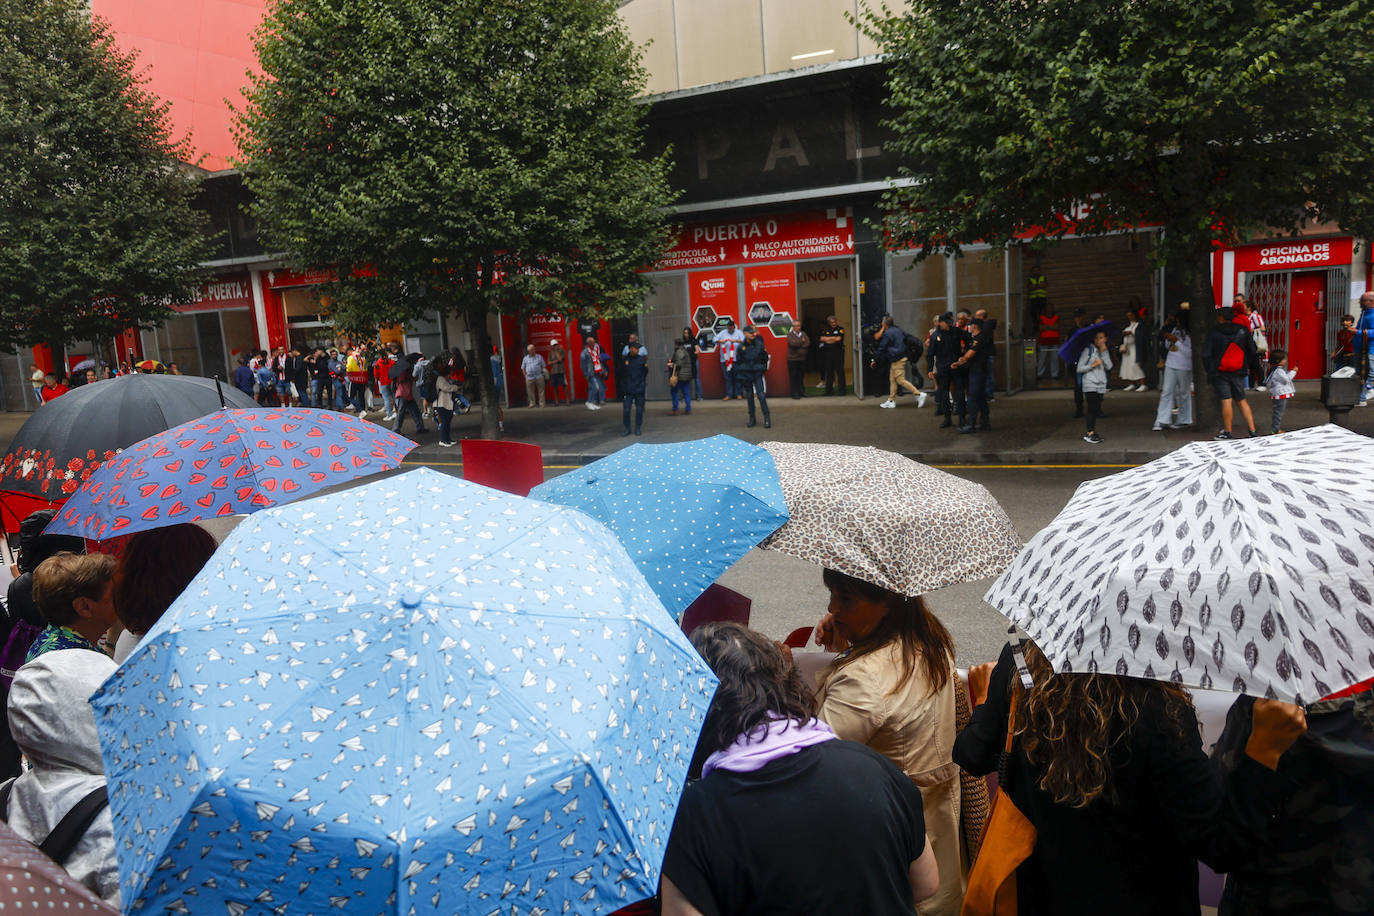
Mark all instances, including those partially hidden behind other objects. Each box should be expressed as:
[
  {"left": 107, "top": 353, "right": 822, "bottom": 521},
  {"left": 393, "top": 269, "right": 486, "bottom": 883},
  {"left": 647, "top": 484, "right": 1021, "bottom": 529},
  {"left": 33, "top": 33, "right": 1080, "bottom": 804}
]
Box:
[
  {"left": 47, "top": 408, "right": 417, "bottom": 540},
  {"left": 0, "top": 374, "right": 258, "bottom": 531}
]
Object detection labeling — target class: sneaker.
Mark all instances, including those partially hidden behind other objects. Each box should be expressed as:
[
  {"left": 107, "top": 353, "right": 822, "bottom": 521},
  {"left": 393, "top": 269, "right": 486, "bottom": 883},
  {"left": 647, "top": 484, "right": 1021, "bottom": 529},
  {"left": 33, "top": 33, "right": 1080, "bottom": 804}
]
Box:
[
  {"left": 879, "top": 399, "right": 896, "bottom": 409},
  {"left": 1083, "top": 433, "right": 1103, "bottom": 444},
  {"left": 586, "top": 402, "right": 597, "bottom": 411},
  {"left": 1152, "top": 423, "right": 1164, "bottom": 431},
  {"left": 382, "top": 413, "right": 395, "bottom": 422},
  {"left": 917, "top": 392, "right": 928, "bottom": 408},
  {"left": 1215, "top": 430, "right": 1233, "bottom": 440},
  {"left": 438, "top": 440, "right": 455, "bottom": 448},
  {"left": 1356, "top": 400, "right": 1368, "bottom": 408}
]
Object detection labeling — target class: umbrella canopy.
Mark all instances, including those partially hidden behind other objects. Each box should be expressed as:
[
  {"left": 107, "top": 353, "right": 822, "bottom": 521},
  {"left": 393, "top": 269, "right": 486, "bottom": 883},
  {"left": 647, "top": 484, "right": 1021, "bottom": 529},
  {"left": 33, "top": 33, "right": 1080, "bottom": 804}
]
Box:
[
  {"left": 984, "top": 425, "right": 1374, "bottom": 705},
  {"left": 1056, "top": 318, "right": 1114, "bottom": 365},
  {"left": 46, "top": 408, "right": 416, "bottom": 540},
  {"left": 0, "top": 819, "right": 118, "bottom": 913},
  {"left": 92, "top": 467, "right": 716, "bottom": 916},
  {"left": 388, "top": 354, "right": 417, "bottom": 381},
  {"left": 0, "top": 375, "right": 257, "bottom": 508},
  {"left": 70, "top": 357, "right": 97, "bottom": 373},
  {"left": 529, "top": 435, "right": 789, "bottom": 616},
  {"left": 758, "top": 441, "right": 1021, "bottom": 597}
]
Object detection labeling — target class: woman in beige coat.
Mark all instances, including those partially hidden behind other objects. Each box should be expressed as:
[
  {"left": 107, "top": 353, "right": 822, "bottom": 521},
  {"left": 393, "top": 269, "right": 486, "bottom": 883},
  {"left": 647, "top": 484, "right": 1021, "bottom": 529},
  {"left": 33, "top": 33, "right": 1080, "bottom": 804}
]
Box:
[{"left": 813, "top": 567, "right": 965, "bottom": 916}]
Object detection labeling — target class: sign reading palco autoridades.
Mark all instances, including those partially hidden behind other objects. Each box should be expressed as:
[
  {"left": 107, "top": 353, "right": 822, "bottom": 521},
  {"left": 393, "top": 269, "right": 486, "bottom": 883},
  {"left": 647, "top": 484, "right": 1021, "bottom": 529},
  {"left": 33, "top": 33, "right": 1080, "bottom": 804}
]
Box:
[
  {"left": 1233, "top": 236, "right": 1353, "bottom": 272},
  {"left": 651, "top": 209, "right": 855, "bottom": 271}
]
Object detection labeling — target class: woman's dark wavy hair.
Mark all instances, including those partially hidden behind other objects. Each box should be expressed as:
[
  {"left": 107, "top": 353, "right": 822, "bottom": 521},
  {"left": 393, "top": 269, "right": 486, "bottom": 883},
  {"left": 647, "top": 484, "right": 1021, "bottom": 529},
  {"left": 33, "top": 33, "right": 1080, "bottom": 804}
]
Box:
[
  {"left": 1013, "top": 639, "right": 1194, "bottom": 808},
  {"left": 112, "top": 523, "right": 217, "bottom": 634},
  {"left": 821, "top": 568, "right": 954, "bottom": 698},
  {"left": 689, "top": 622, "right": 817, "bottom": 757}
]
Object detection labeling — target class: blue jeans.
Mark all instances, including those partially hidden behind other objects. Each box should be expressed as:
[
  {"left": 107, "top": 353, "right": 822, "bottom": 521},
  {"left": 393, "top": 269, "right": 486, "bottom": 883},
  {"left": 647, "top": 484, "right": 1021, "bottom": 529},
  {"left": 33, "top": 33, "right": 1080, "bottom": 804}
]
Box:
[
  {"left": 380, "top": 384, "right": 396, "bottom": 416},
  {"left": 723, "top": 364, "right": 740, "bottom": 397},
  {"left": 334, "top": 380, "right": 348, "bottom": 409},
  {"left": 671, "top": 380, "right": 692, "bottom": 412},
  {"left": 1362, "top": 343, "right": 1374, "bottom": 401},
  {"left": 587, "top": 376, "right": 605, "bottom": 405}
]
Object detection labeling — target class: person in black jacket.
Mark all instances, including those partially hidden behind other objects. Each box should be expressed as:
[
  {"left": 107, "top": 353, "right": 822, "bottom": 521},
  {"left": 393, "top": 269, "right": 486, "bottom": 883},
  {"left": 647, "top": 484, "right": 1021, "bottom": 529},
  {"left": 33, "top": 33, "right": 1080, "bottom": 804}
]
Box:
[
  {"left": 735, "top": 326, "right": 771, "bottom": 428},
  {"left": 620, "top": 341, "right": 648, "bottom": 436},
  {"left": 955, "top": 640, "right": 1307, "bottom": 916},
  {"left": 953, "top": 318, "right": 992, "bottom": 432},
  {"left": 925, "top": 313, "right": 968, "bottom": 429},
  {"left": 974, "top": 308, "right": 999, "bottom": 402},
  {"left": 1203, "top": 305, "right": 1260, "bottom": 439},
  {"left": 871, "top": 314, "right": 923, "bottom": 409}
]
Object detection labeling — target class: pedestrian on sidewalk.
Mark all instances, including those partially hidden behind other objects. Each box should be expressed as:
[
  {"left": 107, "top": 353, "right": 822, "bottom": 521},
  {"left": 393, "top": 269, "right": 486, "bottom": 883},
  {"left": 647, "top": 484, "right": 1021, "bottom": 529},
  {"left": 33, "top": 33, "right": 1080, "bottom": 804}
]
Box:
[
  {"left": 1263, "top": 349, "right": 1297, "bottom": 435},
  {"left": 1037, "top": 303, "right": 1061, "bottom": 380},
  {"left": 374, "top": 345, "right": 398, "bottom": 421},
  {"left": 872, "top": 314, "right": 924, "bottom": 409},
  {"left": 1356, "top": 291, "right": 1374, "bottom": 406},
  {"left": 1078, "top": 329, "right": 1111, "bottom": 444},
  {"left": 786, "top": 324, "right": 810, "bottom": 398},
  {"left": 581, "top": 337, "right": 607, "bottom": 410},
  {"left": 1332, "top": 314, "right": 1356, "bottom": 371},
  {"left": 391, "top": 358, "right": 428, "bottom": 435},
  {"left": 926, "top": 313, "right": 968, "bottom": 429},
  {"left": 1118, "top": 310, "right": 1147, "bottom": 391},
  {"left": 955, "top": 318, "right": 991, "bottom": 432},
  {"left": 546, "top": 340, "right": 568, "bottom": 405},
  {"left": 520, "top": 344, "right": 547, "bottom": 408},
  {"left": 1204, "top": 305, "right": 1260, "bottom": 439},
  {"left": 620, "top": 340, "right": 648, "bottom": 436},
  {"left": 818, "top": 316, "right": 846, "bottom": 395},
  {"left": 490, "top": 347, "right": 505, "bottom": 433},
  {"left": 974, "top": 308, "right": 998, "bottom": 403},
  {"left": 434, "top": 361, "right": 461, "bottom": 447},
  {"left": 683, "top": 328, "right": 703, "bottom": 401},
  {"left": 1152, "top": 311, "right": 1193, "bottom": 430},
  {"left": 717, "top": 320, "right": 745, "bottom": 400},
  {"left": 736, "top": 326, "right": 771, "bottom": 429},
  {"left": 668, "top": 338, "right": 694, "bottom": 415}
]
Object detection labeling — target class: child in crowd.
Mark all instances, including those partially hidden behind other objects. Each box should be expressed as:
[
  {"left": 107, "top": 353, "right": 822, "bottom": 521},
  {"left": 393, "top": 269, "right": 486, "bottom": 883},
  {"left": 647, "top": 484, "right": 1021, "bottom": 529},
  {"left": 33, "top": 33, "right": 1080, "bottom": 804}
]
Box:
[
  {"left": 1264, "top": 349, "right": 1297, "bottom": 435},
  {"left": 1077, "top": 330, "right": 1112, "bottom": 444}
]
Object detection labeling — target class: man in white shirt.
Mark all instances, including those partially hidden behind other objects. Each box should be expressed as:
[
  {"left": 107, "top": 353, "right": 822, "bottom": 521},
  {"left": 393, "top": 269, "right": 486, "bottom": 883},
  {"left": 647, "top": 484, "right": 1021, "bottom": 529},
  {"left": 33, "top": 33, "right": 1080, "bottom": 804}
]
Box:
[
  {"left": 1153, "top": 310, "right": 1194, "bottom": 430},
  {"left": 715, "top": 320, "right": 745, "bottom": 400},
  {"left": 520, "top": 344, "right": 546, "bottom": 407}
]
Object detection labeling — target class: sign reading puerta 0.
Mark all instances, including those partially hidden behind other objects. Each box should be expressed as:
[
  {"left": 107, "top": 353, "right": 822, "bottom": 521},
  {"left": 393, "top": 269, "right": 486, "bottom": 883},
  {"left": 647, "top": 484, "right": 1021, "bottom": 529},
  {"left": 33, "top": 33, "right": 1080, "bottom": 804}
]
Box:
[{"left": 652, "top": 209, "right": 855, "bottom": 271}]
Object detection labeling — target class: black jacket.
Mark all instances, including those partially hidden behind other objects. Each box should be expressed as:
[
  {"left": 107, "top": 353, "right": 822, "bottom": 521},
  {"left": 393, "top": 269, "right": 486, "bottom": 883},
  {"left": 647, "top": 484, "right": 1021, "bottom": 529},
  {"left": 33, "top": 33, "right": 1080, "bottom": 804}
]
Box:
[
  {"left": 619, "top": 352, "right": 648, "bottom": 396},
  {"left": 735, "top": 337, "right": 769, "bottom": 380},
  {"left": 1203, "top": 322, "right": 1258, "bottom": 377},
  {"left": 954, "top": 644, "right": 1283, "bottom": 916},
  {"left": 926, "top": 327, "right": 968, "bottom": 371}
]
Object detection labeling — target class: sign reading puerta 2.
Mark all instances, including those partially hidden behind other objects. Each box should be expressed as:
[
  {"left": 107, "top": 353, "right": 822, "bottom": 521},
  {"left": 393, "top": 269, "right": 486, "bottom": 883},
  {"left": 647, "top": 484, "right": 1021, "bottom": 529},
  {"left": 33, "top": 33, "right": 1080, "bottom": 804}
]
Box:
[{"left": 652, "top": 209, "right": 855, "bottom": 271}]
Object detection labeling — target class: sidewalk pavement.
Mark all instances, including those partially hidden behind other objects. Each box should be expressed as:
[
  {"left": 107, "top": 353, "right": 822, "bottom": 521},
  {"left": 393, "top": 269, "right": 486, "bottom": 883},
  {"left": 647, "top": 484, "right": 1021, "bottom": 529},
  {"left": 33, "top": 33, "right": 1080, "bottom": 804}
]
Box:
[{"left": 1, "top": 380, "right": 1368, "bottom": 467}]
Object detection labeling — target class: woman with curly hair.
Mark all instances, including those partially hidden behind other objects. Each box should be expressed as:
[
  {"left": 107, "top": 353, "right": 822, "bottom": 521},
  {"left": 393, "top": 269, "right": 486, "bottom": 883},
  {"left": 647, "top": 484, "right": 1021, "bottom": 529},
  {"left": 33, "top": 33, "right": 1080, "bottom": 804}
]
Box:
[
  {"left": 953, "top": 639, "right": 1307, "bottom": 915},
  {"left": 661, "top": 622, "right": 939, "bottom": 915},
  {"left": 810, "top": 568, "right": 964, "bottom": 916}
]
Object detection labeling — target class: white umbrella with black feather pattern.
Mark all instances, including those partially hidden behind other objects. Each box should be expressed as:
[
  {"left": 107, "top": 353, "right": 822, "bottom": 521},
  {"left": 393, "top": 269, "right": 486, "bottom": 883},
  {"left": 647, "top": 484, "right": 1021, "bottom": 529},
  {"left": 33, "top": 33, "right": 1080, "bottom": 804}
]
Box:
[{"left": 984, "top": 425, "right": 1374, "bottom": 705}]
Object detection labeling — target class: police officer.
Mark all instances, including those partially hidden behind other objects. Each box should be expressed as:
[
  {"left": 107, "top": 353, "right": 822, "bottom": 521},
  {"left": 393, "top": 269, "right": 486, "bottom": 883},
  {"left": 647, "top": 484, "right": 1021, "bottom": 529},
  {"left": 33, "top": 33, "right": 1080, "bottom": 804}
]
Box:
[
  {"left": 953, "top": 318, "right": 991, "bottom": 432},
  {"left": 925, "top": 312, "right": 969, "bottom": 429},
  {"left": 736, "top": 326, "right": 772, "bottom": 428},
  {"left": 818, "top": 316, "right": 846, "bottom": 395}
]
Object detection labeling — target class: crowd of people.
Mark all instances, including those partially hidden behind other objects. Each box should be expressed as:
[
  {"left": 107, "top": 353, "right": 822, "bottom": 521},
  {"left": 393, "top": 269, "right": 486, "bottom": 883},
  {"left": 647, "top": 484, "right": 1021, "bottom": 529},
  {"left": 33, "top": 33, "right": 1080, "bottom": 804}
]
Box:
[{"left": 0, "top": 476, "right": 1366, "bottom": 913}]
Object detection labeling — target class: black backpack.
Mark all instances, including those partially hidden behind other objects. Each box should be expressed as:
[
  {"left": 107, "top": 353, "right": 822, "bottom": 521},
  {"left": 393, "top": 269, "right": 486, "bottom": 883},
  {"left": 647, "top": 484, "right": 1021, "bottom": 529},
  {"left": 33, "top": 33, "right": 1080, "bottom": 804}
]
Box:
[
  {"left": 904, "top": 331, "right": 925, "bottom": 363},
  {"left": 0, "top": 779, "right": 109, "bottom": 865},
  {"left": 421, "top": 366, "right": 439, "bottom": 402}
]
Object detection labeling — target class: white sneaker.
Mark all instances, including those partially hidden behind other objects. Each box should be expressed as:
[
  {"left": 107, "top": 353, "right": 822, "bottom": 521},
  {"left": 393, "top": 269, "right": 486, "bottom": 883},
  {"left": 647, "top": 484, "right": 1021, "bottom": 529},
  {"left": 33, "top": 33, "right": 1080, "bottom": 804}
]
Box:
[
  {"left": 438, "top": 440, "right": 455, "bottom": 448},
  {"left": 1152, "top": 423, "right": 1164, "bottom": 431},
  {"left": 586, "top": 402, "right": 596, "bottom": 411},
  {"left": 382, "top": 413, "right": 395, "bottom": 421},
  {"left": 879, "top": 399, "right": 896, "bottom": 409},
  {"left": 917, "top": 392, "right": 928, "bottom": 408},
  {"left": 1356, "top": 400, "right": 1368, "bottom": 408}
]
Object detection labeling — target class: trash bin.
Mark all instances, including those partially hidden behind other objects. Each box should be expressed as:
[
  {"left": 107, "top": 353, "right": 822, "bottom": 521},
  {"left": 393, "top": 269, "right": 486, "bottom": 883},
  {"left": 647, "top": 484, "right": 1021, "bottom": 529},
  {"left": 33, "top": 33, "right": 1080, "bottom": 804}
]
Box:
[{"left": 1321, "top": 374, "right": 1361, "bottom": 422}]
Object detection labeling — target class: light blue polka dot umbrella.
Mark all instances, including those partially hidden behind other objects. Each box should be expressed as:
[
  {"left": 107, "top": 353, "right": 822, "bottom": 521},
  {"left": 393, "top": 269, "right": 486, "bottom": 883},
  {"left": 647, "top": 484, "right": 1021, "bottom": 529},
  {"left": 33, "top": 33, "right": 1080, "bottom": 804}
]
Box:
[
  {"left": 91, "top": 467, "right": 717, "bottom": 916},
  {"left": 528, "top": 435, "right": 789, "bottom": 617}
]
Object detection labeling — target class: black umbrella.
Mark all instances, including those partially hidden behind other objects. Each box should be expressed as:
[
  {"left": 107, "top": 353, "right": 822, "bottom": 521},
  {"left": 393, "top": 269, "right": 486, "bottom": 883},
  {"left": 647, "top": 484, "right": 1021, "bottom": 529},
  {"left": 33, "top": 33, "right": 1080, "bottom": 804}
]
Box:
[
  {"left": 0, "top": 374, "right": 258, "bottom": 506},
  {"left": 387, "top": 353, "right": 418, "bottom": 381}
]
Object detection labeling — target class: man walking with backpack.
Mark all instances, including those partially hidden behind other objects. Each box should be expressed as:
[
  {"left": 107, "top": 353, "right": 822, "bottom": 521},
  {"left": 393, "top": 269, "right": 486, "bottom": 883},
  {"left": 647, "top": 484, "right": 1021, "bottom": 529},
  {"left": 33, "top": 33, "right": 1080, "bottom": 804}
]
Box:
[
  {"left": 1203, "top": 303, "right": 1260, "bottom": 439},
  {"left": 871, "top": 314, "right": 927, "bottom": 409}
]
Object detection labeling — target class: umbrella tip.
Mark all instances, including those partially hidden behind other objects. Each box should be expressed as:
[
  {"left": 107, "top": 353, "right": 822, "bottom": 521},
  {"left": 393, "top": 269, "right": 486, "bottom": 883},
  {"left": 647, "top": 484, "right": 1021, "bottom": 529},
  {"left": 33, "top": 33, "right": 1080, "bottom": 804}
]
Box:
[{"left": 400, "top": 590, "right": 424, "bottom": 609}]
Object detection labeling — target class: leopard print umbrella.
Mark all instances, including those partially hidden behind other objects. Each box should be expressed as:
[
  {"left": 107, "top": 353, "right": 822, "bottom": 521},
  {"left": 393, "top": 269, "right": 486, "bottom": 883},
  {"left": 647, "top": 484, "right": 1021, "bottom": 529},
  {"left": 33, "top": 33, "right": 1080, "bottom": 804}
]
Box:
[{"left": 758, "top": 441, "right": 1021, "bottom": 596}]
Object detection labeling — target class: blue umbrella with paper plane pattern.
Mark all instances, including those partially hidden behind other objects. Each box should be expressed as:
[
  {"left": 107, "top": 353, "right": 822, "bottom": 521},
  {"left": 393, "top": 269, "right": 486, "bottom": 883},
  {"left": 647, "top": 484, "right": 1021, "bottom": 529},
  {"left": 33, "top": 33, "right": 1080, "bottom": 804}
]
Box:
[
  {"left": 528, "top": 435, "right": 789, "bottom": 617},
  {"left": 91, "top": 467, "right": 717, "bottom": 916}
]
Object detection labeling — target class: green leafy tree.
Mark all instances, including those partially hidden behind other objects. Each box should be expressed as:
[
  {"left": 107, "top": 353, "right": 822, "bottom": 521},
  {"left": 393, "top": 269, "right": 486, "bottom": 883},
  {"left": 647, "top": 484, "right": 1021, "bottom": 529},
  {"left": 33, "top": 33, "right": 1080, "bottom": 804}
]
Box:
[
  {"left": 237, "top": 0, "right": 678, "bottom": 437},
  {"left": 0, "top": 0, "right": 213, "bottom": 354},
  {"left": 863, "top": 0, "right": 1374, "bottom": 424}
]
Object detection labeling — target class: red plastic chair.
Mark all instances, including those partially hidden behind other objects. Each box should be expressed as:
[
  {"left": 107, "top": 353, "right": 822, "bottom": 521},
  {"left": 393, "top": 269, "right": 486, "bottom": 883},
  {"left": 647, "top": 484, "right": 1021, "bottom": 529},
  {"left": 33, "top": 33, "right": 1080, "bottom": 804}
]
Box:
[
  {"left": 460, "top": 439, "right": 544, "bottom": 497},
  {"left": 679, "top": 583, "right": 751, "bottom": 636}
]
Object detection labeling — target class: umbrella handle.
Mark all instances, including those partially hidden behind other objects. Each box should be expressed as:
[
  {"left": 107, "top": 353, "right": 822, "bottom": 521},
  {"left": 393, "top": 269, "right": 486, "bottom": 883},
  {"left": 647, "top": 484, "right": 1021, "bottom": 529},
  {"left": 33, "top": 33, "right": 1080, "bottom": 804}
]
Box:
[{"left": 1008, "top": 622, "right": 1034, "bottom": 690}]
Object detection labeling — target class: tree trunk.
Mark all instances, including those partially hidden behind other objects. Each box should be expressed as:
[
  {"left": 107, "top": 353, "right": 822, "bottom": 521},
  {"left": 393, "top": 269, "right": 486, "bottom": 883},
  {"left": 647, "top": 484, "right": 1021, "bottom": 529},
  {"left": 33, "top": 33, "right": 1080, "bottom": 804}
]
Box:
[
  {"left": 1186, "top": 249, "right": 1218, "bottom": 430},
  {"left": 466, "top": 295, "right": 502, "bottom": 441}
]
